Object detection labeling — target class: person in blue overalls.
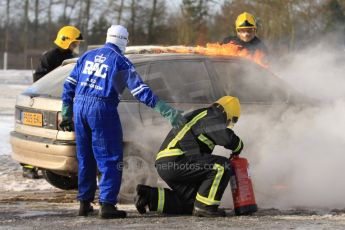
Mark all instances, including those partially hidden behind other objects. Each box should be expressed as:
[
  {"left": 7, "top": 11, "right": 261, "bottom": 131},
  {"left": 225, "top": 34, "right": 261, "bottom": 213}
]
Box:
[{"left": 60, "top": 25, "right": 184, "bottom": 219}]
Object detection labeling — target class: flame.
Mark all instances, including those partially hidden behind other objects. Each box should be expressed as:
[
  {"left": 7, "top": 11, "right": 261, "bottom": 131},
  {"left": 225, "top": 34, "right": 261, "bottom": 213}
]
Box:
[{"left": 160, "top": 42, "right": 268, "bottom": 68}]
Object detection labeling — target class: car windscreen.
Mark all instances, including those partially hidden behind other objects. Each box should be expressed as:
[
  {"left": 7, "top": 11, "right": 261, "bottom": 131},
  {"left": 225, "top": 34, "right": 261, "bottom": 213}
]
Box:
[
  {"left": 212, "top": 60, "right": 289, "bottom": 103},
  {"left": 23, "top": 63, "right": 75, "bottom": 98}
]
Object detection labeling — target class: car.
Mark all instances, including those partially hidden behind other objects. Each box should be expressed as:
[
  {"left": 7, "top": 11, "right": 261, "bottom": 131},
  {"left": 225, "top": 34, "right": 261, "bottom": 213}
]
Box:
[{"left": 10, "top": 46, "right": 305, "bottom": 202}]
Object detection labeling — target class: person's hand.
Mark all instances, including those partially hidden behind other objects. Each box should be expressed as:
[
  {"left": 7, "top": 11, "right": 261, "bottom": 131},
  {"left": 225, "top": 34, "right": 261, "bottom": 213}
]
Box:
[
  {"left": 170, "top": 109, "right": 186, "bottom": 129},
  {"left": 60, "top": 103, "right": 74, "bottom": 132},
  {"left": 59, "top": 118, "right": 74, "bottom": 132},
  {"left": 231, "top": 138, "right": 243, "bottom": 155},
  {"left": 229, "top": 154, "right": 235, "bottom": 160},
  {"left": 153, "top": 100, "right": 186, "bottom": 129}
]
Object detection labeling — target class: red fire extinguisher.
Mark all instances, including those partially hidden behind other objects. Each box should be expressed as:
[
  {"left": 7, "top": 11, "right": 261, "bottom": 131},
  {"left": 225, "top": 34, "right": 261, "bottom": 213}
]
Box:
[{"left": 229, "top": 155, "right": 258, "bottom": 215}]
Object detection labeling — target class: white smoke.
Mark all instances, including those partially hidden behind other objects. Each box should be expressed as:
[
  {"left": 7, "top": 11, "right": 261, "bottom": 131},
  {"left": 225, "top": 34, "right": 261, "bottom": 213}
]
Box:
[{"left": 240, "top": 38, "right": 345, "bottom": 209}]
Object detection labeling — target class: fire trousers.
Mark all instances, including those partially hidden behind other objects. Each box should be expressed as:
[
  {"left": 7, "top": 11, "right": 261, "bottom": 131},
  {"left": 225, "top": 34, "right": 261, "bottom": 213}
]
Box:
[{"left": 148, "top": 154, "right": 232, "bottom": 214}]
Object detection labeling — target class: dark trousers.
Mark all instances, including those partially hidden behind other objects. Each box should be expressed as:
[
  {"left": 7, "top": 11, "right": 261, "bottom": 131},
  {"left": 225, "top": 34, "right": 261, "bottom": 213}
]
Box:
[{"left": 149, "top": 154, "right": 232, "bottom": 214}]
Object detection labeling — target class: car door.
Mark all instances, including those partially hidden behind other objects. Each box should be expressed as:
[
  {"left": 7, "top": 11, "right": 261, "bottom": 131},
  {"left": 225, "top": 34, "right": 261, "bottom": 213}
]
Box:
[
  {"left": 138, "top": 58, "right": 217, "bottom": 150},
  {"left": 118, "top": 63, "right": 149, "bottom": 141}
]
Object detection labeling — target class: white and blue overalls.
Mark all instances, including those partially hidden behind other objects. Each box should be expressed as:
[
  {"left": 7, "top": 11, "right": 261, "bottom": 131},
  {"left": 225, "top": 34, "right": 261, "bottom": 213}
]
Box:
[{"left": 62, "top": 43, "right": 158, "bottom": 205}]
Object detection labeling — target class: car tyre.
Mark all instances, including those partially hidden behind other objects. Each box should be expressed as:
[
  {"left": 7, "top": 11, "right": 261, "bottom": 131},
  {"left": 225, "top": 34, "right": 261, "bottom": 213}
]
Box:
[{"left": 42, "top": 170, "right": 78, "bottom": 190}]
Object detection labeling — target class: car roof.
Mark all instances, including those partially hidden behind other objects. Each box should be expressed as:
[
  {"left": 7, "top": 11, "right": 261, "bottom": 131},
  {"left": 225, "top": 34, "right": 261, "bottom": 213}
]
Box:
[
  {"left": 79, "top": 44, "right": 265, "bottom": 66},
  {"left": 62, "top": 52, "right": 257, "bottom": 67}
]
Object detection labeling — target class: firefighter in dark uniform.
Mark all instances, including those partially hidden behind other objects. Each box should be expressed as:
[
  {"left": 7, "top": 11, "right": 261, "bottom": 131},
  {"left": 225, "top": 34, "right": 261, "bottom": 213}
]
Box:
[
  {"left": 222, "top": 12, "right": 268, "bottom": 55},
  {"left": 33, "top": 26, "right": 83, "bottom": 82},
  {"left": 22, "top": 26, "right": 83, "bottom": 179},
  {"left": 135, "top": 96, "right": 244, "bottom": 217}
]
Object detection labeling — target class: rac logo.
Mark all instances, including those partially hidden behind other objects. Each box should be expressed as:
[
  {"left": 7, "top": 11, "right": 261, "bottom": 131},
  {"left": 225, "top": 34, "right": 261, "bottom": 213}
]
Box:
[{"left": 82, "top": 60, "right": 109, "bottom": 78}]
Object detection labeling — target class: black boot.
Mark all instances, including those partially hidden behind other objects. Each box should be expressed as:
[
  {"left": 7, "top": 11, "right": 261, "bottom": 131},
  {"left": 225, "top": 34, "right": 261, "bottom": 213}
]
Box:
[
  {"left": 78, "top": 201, "right": 94, "bottom": 216},
  {"left": 99, "top": 203, "right": 127, "bottom": 219},
  {"left": 134, "top": 184, "right": 152, "bottom": 214},
  {"left": 193, "top": 205, "right": 226, "bottom": 217}
]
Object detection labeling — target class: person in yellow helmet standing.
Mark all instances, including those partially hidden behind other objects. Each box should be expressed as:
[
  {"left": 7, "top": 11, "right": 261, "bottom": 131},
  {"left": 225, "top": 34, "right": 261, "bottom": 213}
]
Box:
[
  {"left": 22, "top": 26, "right": 83, "bottom": 179},
  {"left": 33, "top": 26, "right": 83, "bottom": 82},
  {"left": 135, "top": 96, "right": 244, "bottom": 217},
  {"left": 222, "top": 12, "right": 268, "bottom": 55}
]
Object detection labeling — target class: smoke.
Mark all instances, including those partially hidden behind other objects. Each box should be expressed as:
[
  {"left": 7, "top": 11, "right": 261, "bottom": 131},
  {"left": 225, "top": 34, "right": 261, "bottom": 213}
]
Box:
[
  {"left": 121, "top": 34, "right": 345, "bottom": 210},
  {"left": 235, "top": 37, "right": 345, "bottom": 209}
]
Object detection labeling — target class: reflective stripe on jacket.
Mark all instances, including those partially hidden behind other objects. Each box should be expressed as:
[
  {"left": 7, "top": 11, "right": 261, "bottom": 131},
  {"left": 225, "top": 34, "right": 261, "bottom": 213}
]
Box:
[{"left": 156, "top": 105, "right": 243, "bottom": 161}]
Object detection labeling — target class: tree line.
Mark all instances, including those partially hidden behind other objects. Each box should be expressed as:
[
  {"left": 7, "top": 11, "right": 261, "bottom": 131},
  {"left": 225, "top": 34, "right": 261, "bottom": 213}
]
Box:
[{"left": 0, "top": 0, "right": 344, "bottom": 69}]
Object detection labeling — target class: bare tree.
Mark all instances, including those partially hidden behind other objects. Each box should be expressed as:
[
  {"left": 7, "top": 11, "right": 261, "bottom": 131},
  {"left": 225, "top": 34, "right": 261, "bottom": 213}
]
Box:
[
  {"left": 33, "top": 0, "right": 39, "bottom": 48},
  {"left": 178, "top": 0, "right": 211, "bottom": 45},
  {"left": 63, "top": 0, "right": 68, "bottom": 23},
  {"left": 81, "top": 0, "right": 91, "bottom": 44},
  {"left": 3, "top": 0, "right": 10, "bottom": 69},
  {"left": 47, "top": 0, "right": 53, "bottom": 44},
  {"left": 4, "top": 0, "right": 10, "bottom": 53},
  {"left": 117, "top": 0, "right": 125, "bottom": 24},
  {"left": 129, "top": 0, "right": 137, "bottom": 42},
  {"left": 23, "top": 0, "right": 29, "bottom": 68},
  {"left": 147, "top": 0, "right": 157, "bottom": 43}
]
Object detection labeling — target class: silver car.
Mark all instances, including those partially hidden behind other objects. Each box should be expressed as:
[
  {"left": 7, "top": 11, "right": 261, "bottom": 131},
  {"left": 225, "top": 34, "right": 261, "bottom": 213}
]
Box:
[{"left": 10, "top": 50, "right": 303, "bottom": 202}]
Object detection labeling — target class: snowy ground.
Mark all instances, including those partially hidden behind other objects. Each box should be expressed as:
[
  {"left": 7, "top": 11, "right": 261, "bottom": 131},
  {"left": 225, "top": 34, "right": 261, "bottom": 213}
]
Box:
[
  {"left": 1, "top": 70, "right": 345, "bottom": 229},
  {"left": 0, "top": 70, "right": 32, "bottom": 156}
]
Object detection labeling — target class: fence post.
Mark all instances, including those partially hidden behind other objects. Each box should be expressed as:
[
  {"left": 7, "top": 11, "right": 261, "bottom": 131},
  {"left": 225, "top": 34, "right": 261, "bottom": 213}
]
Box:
[{"left": 3, "top": 52, "right": 8, "bottom": 70}]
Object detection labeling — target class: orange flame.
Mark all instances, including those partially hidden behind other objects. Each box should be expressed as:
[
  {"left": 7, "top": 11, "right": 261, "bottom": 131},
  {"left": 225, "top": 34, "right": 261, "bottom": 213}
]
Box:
[{"left": 161, "top": 42, "right": 268, "bottom": 68}]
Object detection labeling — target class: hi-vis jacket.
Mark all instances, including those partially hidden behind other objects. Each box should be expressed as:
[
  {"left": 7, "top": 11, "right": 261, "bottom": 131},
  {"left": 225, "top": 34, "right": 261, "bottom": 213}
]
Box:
[
  {"left": 156, "top": 105, "right": 243, "bottom": 161},
  {"left": 62, "top": 43, "right": 158, "bottom": 107}
]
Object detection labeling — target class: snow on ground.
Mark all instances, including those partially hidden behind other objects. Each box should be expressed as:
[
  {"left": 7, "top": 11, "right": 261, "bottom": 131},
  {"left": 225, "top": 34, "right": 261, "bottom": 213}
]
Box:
[
  {"left": 0, "top": 70, "right": 33, "bottom": 85},
  {"left": 0, "top": 116, "right": 13, "bottom": 156},
  {"left": 0, "top": 70, "right": 54, "bottom": 191},
  {"left": 0, "top": 155, "right": 54, "bottom": 191},
  {"left": 0, "top": 70, "right": 32, "bottom": 156}
]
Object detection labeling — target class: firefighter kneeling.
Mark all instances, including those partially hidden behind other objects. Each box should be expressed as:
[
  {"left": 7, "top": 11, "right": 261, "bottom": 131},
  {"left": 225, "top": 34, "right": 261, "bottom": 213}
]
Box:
[{"left": 135, "top": 96, "right": 244, "bottom": 217}]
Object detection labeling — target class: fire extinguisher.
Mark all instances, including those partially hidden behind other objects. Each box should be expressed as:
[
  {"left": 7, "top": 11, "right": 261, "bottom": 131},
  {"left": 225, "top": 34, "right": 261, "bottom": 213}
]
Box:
[{"left": 229, "top": 155, "right": 258, "bottom": 215}]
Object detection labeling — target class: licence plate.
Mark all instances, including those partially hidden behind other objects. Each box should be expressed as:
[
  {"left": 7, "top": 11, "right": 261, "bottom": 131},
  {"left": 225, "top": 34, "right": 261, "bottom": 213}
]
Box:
[{"left": 22, "top": 112, "right": 43, "bottom": 127}]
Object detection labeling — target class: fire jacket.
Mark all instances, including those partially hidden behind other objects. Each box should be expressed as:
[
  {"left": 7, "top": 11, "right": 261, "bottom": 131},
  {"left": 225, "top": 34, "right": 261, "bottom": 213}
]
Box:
[
  {"left": 33, "top": 46, "right": 74, "bottom": 82},
  {"left": 156, "top": 105, "right": 243, "bottom": 161},
  {"left": 221, "top": 36, "right": 268, "bottom": 55},
  {"left": 62, "top": 43, "right": 158, "bottom": 108}
]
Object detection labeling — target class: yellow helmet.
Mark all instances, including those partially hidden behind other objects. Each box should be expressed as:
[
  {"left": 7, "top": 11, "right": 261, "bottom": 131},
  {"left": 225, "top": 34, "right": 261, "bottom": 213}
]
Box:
[
  {"left": 235, "top": 12, "right": 257, "bottom": 31},
  {"left": 54, "top": 26, "right": 83, "bottom": 50},
  {"left": 215, "top": 96, "right": 241, "bottom": 128}
]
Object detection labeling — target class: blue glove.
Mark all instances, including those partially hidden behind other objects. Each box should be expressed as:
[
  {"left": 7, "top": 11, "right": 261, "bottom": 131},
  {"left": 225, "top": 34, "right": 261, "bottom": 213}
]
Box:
[
  {"left": 59, "top": 103, "right": 74, "bottom": 132},
  {"left": 153, "top": 100, "right": 185, "bottom": 129}
]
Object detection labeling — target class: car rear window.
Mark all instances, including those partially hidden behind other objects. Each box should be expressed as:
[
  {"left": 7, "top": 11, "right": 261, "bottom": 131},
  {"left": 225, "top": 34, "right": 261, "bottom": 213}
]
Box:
[
  {"left": 145, "top": 60, "right": 215, "bottom": 103},
  {"left": 23, "top": 62, "right": 147, "bottom": 100},
  {"left": 23, "top": 63, "right": 75, "bottom": 98},
  {"left": 212, "top": 60, "right": 288, "bottom": 103}
]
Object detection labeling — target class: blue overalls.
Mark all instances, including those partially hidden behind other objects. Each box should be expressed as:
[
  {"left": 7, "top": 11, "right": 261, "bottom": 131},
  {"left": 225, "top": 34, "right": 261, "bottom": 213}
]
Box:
[{"left": 62, "top": 43, "right": 158, "bottom": 205}]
